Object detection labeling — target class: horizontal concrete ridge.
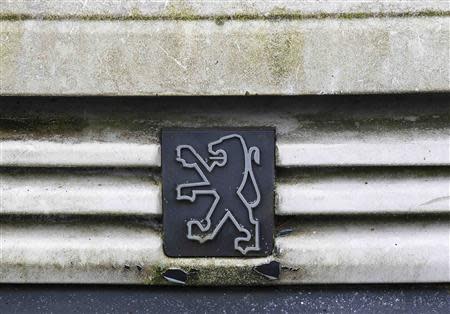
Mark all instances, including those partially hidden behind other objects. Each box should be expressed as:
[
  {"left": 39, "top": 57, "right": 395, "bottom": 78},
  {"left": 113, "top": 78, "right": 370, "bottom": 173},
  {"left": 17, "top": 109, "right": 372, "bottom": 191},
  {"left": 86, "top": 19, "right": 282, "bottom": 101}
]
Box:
[
  {"left": 1, "top": 168, "right": 449, "bottom": 215},
  {"left": 0, "top": 96, "right": 448, "bottom": 285},
  {"left": 0, "top": 170, "right": 161, "bottom": 216},
  {"left": 2, "top": 138, "right": 449, "bottom": 167},
  {"left": 1, "top": 17, "right": 449, "bottom": 95},
  {"left": 277, "top": 168, "right": 450, "bottom": 215},
  {"left": 0, "top": 141, "right": 162, "bottom": 167},
  {"left": 1, "top": 0, "right": 448, "bottom": 19},
  {"left": 1, "top": 218, "right": 448, "bottom": 284},
  {"left": 1, "top": 97, "right": 449, "bottom": 167}
]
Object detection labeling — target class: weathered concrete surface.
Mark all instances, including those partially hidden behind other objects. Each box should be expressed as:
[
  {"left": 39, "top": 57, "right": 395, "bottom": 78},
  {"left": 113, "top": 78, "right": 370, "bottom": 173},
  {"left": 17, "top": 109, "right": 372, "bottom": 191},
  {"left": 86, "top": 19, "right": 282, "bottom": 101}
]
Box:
[
  {"left": 0, "top": 217, "right": 448, "bottom": 284},
  {"left": 1, "top": 0, "right": 448, "bottom": 19},
  {"left": 3, "top": 138, "right": 449, "bottom": 167},
  {"left": 1, "top": 96, "right": 449, "bottom": 166},
  {"left": 1, "top": 95, "right": 449, "bottom": 165},
  {"left": 277, "top": 168, "right": 450, "bottom": 215},
  {"left": 1, "top": 17, "right": 449, "bottom": 95},
  {"left": 2, "top": 168, "right": 449, "bottom": 215},
  {"left": 0, "top": 169, "right": 161, "bottom": 216}
]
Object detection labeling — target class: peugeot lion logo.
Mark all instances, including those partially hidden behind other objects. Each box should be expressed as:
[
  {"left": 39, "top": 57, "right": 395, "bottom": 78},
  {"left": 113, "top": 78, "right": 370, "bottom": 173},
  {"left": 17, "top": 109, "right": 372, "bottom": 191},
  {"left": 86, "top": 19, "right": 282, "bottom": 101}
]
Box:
[
  {"left": 162, "top": 129, "right": 274, "bottom": 257},
  {"left": 176, "top": 134, "right": 262, "bottom": 254}
]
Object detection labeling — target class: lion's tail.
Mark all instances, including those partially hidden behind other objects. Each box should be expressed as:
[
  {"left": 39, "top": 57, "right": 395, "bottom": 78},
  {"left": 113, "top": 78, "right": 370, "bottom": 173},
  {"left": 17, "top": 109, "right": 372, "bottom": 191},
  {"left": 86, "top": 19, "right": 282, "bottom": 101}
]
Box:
[
  {"left": 244, "top": 147, "right": 261, "bottom": 208},
  {"left": 249, "top": 147, "right": 260, "bottom": 165}
]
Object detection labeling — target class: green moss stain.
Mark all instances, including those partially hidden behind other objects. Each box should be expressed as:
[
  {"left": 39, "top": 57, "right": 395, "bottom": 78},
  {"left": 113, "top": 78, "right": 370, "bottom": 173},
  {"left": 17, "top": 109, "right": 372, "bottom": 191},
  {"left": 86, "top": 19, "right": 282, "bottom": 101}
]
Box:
[
  {"left": 0, "top": 117, "right": 88, "bottom": 132},
  {"left": 265, "top": 32, "right": 304, "bottom": 83},
  {"left": 129, "top": 7, "right": 143, "bottom": 20},
  {"left": 0, "top": 23, "right": 24, "bottom": 89},
  {"left": 292, "top": 112, "right": 450, "bottom": 135},
  {"left": 1, "top": 10, "right": 449, "bottom": 21},
  {"left": 189, "top": 265, "right": 265, "bottom": 285},
  {"left": 140, "top": 262, "right": 276, "bottom": 285},
  {"left": 163, "top": 0, "right": 197, "bottom": 21},
  {"left": 142, "top": 264, "right": 167, "bottom": 285}
]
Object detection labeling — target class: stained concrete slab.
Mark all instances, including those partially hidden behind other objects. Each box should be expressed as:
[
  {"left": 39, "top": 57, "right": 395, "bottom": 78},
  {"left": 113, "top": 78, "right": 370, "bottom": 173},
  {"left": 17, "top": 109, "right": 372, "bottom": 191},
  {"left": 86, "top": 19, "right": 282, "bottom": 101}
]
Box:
[{"left": 1, "top": 17, "right": 449, "bottom": 95}]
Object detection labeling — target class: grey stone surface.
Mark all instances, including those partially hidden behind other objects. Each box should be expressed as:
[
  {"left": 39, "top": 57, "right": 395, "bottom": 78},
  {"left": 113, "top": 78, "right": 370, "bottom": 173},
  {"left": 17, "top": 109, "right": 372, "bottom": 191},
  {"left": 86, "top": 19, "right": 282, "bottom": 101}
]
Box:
[
  {"left": 1, "top": 285, "right": 449, "bottom": 314},
  {"left": 1, "top": 0, "right": 448, "bottom": 19},
  {"left": 1, "top": 216, "right": 449, "bottom": 284},
  {"left": 1, "top": 17, "right": 449, "bottom": 95}
]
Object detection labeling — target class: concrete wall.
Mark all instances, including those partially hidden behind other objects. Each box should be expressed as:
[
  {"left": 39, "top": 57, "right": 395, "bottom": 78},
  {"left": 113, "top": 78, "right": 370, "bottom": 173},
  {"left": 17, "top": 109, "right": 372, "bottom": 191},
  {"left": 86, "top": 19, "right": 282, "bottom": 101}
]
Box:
[{"left": 1, "top": 1, "right": 449, "bottom": 95}]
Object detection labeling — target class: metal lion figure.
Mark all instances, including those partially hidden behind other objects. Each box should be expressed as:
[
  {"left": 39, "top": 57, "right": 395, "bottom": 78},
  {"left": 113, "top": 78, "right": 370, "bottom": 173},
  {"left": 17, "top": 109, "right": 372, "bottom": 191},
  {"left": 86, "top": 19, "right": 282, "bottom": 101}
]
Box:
[{"left": 175, "top": 134, "right": 261, "bottom": 254}]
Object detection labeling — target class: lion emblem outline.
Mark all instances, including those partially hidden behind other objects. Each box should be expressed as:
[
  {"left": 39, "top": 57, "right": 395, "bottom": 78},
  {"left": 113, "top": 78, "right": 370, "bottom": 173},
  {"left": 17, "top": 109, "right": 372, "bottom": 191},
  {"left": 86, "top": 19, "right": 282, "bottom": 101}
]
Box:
[{"left": 175, "top": 134, "right": 261, "bottom": 255}]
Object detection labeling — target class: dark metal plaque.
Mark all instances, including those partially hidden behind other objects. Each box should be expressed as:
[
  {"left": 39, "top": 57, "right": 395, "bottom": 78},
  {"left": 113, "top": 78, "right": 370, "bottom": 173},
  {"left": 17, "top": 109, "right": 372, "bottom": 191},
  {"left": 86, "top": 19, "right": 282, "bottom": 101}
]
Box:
[{"left": 162, "top": 128, "right": 275, "bottom": 257}]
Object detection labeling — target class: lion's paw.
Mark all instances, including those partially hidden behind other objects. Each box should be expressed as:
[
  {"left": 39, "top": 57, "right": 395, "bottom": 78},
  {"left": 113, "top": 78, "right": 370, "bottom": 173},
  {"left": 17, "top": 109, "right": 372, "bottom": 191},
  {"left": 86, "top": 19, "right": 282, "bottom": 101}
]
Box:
[{"left": 187, "top": 219, "right": 212, "bottom": 243}]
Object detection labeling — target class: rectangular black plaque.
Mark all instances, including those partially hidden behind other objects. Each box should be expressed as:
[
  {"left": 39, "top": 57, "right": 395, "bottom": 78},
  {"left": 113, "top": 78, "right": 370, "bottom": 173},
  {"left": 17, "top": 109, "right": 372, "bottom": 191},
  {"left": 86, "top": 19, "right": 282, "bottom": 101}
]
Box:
[{"left": 162, "top": 128, "right": 275, "bottom": 257}]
